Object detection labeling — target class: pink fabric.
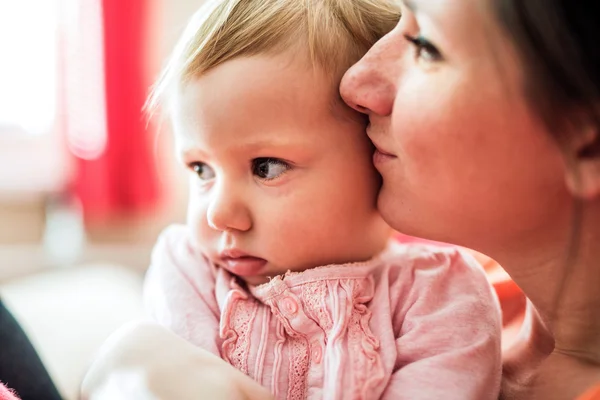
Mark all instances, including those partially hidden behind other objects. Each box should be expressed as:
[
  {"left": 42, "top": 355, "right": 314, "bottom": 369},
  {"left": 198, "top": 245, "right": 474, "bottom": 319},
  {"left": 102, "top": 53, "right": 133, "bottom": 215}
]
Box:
[
  {"left": 0, "top": 384, "right": 19, "bottom": 400},
  {"left": 144, "top": 225, "right": 502, "bottom": 400}
]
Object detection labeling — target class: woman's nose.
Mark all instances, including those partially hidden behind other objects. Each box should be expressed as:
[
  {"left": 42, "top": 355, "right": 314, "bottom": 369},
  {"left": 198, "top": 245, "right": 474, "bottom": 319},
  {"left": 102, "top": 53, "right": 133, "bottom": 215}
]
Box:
[
  {"left": 206, "top": 184, "right": 252, "bottom": 233},
  {"left": 340, "top": 37, "right": 397, "bottom": 117}
]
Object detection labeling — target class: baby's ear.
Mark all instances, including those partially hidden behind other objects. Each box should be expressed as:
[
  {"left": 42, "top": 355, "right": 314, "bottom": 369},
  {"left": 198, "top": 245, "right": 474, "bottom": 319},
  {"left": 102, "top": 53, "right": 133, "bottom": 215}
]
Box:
[{"left": 564, "top": 116, "right": 600, "bottom": 200}]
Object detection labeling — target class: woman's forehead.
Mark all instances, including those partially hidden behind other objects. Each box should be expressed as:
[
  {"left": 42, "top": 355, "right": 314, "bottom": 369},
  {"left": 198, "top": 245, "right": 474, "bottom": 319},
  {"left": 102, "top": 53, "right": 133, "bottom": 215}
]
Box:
[
  {"left": 406, "top": 0, "right": 519, "bottom": 68},
  {"left": 403, "top": 0, "right": 499, "bottom": 41}
]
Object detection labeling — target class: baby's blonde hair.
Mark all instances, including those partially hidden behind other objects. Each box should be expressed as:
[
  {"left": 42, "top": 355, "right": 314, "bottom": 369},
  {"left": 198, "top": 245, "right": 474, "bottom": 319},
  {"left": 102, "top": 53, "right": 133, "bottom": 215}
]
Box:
[{"left": 146, "top": 0, "right": 401, "bottom": 114}]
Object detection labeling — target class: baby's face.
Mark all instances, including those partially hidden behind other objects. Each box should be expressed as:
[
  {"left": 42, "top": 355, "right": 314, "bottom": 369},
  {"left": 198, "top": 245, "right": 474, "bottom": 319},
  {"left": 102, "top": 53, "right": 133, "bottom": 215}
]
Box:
[{"left": 172, "top": 53, "right": 390, "bottom": 285}]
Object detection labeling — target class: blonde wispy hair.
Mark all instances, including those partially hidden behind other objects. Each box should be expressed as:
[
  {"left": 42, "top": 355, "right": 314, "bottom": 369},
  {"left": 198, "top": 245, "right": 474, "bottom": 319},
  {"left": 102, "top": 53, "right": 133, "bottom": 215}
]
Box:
[{"left": 146, "top": 0, "right": 401, "bottom": 115}]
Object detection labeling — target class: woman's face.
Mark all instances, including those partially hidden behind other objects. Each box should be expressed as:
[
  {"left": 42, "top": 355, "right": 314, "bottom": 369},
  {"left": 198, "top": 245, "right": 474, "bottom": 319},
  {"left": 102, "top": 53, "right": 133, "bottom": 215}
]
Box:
[{"left": 340, "top": 0, "right": 574, "bottom": 255}]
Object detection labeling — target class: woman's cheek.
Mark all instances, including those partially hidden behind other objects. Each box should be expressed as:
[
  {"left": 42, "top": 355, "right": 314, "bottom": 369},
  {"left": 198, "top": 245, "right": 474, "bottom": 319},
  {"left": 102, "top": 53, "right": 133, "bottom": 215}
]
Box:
[{"left": 391, "top": 99, "right": 443, "bottom": 178}]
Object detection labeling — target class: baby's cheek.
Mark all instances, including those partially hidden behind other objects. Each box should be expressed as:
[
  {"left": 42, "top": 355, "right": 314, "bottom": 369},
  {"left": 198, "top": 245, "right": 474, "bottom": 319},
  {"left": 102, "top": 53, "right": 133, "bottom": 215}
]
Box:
[
  {"left": 259, "top": 204, "right": 321, "bottom": 268},
  {"left": 186, "top": 196, "right": 211, "bottom": 245}
]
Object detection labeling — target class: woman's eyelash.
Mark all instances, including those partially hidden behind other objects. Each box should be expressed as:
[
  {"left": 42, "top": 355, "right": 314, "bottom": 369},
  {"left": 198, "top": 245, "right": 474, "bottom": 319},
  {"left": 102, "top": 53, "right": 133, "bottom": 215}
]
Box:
[{"left": 403, "top": 34, "right": 443, "bottom": 62}]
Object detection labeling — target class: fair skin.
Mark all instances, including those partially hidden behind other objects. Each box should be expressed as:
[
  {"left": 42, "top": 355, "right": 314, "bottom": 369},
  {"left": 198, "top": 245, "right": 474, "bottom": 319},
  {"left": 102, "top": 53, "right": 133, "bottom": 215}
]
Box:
[
  {"left": 171, "top": 52, "right": 390, "bottom": 285},
  {"left": 340, "top": 0, "right": 600, "bottom": 399},
  {"left": 81, "top": 51, "right": 391, "bottom": 399}
]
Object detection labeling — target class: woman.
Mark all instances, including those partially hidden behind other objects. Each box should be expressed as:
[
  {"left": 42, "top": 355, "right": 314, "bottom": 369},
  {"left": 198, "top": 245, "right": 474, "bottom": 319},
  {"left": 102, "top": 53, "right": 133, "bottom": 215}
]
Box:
[
  {"left": 339, "top": 0, "right": 600, "bottom": 399},
  {"left": 82, "top": 0, "right": 600, "bottom": 399}
]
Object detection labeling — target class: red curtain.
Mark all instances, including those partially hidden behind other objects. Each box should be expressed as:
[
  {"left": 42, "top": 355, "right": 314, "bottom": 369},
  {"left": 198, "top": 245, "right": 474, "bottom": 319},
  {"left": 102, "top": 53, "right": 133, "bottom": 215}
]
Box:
[{"left": 71, "top": 0, "right": 160, "bottom": 222}]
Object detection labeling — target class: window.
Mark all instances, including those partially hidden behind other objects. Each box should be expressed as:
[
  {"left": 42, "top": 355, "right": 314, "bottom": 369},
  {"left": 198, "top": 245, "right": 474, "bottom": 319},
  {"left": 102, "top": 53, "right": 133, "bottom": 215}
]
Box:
[
  {"left": 0, "top": 0, "right": 58, "bottom": 137},
  {"left": 0, "top": 0, "right": 93, "bottom": 195}
]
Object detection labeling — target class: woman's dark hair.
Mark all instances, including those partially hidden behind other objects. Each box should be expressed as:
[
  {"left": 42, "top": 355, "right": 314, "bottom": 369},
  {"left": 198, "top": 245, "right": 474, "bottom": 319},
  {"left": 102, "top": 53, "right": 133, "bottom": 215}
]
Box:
[{"left": 493, "top": 1, "right": 600, "bottom": 138}]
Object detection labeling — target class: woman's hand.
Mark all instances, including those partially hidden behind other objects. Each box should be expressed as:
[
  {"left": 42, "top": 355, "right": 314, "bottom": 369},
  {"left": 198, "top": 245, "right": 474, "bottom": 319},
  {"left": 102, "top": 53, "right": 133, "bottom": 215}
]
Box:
[{"left": 81, "top": 320, "right": 274, "bottom": 400}]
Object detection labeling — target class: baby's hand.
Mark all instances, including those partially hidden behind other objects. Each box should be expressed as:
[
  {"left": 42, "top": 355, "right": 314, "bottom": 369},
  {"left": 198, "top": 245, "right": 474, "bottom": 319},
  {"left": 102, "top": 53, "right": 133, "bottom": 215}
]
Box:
[{"left": 81, "top": 320, "right": 273, "bottom": 400}]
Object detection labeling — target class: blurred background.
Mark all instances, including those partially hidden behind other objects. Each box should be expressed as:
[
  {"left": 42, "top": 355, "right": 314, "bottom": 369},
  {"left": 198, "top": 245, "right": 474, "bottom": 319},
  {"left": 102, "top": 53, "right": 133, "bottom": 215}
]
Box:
[{"left": 0, "top": 0, "right": 204, "bottom": 398}]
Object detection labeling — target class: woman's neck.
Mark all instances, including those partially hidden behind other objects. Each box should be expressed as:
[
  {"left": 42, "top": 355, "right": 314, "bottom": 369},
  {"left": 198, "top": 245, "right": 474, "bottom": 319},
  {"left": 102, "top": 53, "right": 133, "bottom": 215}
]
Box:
[
  {"left": 551, "top": 215, "right": 600, "bottom": 365},
  {"left": 497, "top": 203, "right": 600, "bottom": 398},
  {"left": 529, "top": 352, "right": 600, "bottom": 400}
]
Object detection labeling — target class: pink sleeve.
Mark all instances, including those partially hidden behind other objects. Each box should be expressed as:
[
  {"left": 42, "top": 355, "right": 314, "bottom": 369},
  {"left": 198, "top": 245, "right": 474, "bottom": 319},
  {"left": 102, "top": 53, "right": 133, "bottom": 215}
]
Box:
[
  {"left": 143, "top": 224, "right": 222, "bottom": 356},
  {"left": 383, "top": 248, "right": 502, "bottom": 400},
  {"left": 0, "top": 384, "right": 19, "bottom": 400}
]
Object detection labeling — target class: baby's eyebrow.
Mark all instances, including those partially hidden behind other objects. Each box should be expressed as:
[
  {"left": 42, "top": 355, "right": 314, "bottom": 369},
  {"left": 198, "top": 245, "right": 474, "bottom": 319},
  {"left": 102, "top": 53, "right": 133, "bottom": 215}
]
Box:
[
  {"left": 179, "top": 147, "right": 207, "bottom": 164},
  {"left": 234, "top": 138, "right": 310, "bottom": 153},
  {"left": 179, "top": 137, "right": 311, "bottom": 162}
]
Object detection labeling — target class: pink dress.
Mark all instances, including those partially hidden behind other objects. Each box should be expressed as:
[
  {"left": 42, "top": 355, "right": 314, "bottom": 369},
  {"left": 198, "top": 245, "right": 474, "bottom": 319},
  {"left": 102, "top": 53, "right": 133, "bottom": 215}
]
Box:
[{"left": 144, "top": 225, "right": 502, "bottom": 399}]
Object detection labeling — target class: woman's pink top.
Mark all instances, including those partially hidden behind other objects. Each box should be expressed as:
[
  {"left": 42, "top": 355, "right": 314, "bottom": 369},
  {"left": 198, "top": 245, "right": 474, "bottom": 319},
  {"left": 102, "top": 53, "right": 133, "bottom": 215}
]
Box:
[{"left": 144, "top": 225, "right": 502, "bottom": 399}]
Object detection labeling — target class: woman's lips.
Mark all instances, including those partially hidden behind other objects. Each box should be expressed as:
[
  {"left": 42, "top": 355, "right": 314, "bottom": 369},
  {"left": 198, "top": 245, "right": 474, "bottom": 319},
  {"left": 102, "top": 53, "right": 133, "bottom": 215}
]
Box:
[
  {"left": 372, "top": 146, "right": 396, "bottom": 166},
  {"left": 367, "top": 126, "right": 396, "bottom": 163}
]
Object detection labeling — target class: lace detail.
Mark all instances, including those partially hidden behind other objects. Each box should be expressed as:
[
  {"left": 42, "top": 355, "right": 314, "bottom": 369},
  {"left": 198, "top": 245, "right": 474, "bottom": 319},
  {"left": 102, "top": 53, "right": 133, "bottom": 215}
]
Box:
[
  {"left": 218, "top": 264, "right": 387, "bottom": 400},
  {"left": 220, "top": 285, "right": 258, "bottom": 375},
  {"left": 347, "top": 278, "right": 385, "bottom": 399},
  {"left": 287, "top": 334, "right": 310, "bottom": 400},
  {"left": 301, "top": 281, "right": 333, "bottom": 333}
]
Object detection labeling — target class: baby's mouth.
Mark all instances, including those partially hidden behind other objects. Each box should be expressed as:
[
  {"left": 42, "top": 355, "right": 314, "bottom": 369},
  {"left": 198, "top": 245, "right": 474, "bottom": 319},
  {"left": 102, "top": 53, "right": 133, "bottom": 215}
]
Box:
[{"left": 218, "top": 249, "right": 268, "bottom": 278}]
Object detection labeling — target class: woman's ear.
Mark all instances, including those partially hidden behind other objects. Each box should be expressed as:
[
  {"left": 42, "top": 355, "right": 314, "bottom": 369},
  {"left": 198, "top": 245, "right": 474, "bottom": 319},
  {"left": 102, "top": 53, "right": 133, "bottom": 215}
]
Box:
[{"left": 564, "top": 119, "right": 600, "bottom": 200}]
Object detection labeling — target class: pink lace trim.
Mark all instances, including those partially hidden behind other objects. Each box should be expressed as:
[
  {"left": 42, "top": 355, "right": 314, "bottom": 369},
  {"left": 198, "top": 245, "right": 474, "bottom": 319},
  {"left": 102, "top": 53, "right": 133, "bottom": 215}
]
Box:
[
  {"left": 219, "top": 270, "right": 386, "bottom": 400},
  {"left": 287, "top": 334, "right": 310, "bottom": 400},
  {"left": 301, "top": 281, "right": 333, "bottom": 333},
  {"left": 220, "top": 283, "right": 258, "bottom": 375},
  {"left": 347, "top": 278, "right": 385, "bottom": 399}
]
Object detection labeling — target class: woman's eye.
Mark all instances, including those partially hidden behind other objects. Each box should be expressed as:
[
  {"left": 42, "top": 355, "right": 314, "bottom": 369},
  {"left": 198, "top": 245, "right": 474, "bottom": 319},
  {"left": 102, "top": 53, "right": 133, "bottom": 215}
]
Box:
[
  {"left": 252, "top": 158, "right": 290, "bottom": 180},
  {"left": 404, "top": 34, "right": 443, "bottom": 62},
  {"left": 190, "top": 162, "right": 215, "bottom": 181}
]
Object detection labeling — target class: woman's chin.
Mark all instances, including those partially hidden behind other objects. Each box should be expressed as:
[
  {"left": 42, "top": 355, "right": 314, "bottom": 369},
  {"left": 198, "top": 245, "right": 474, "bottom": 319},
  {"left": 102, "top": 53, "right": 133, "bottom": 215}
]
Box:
[{"left": 377, "top": 185, "right": 429, "bottom": 241}]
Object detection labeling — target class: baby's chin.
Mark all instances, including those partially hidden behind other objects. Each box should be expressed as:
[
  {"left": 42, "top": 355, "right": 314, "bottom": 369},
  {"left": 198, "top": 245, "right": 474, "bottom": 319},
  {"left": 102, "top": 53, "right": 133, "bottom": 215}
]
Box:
[
  {"left": 227, "top": 264, "right": 280, "bottom": 286},
  {"left": 233, "top": 264, "right": 307, "bottom": 287},
  {"left": 242, "top": 274, "right": 272, "bottom": 286}
]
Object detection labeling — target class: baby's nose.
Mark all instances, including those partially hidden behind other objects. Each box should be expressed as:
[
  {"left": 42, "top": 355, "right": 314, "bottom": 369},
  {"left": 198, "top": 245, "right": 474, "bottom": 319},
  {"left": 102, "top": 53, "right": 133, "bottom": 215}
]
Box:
[{"left": 206, "top": 187, "right": 252, "bottom": 232}]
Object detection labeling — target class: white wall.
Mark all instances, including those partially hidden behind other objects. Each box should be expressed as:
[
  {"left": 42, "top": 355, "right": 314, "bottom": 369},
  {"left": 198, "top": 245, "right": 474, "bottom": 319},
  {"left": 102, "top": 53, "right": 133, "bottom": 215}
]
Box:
[{"left": 160, "top": 0, "right": 206, "bottom": 55}]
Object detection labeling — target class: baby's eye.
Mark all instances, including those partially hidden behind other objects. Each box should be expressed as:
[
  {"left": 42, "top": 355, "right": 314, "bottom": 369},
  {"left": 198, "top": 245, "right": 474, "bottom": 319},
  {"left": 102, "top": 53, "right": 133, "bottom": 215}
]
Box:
[
  {"left": 252, "top": 158, "right": 290, "bottom": 180},
  {"left": 190, "top": 162, "right": 215, "bottom": 181}
]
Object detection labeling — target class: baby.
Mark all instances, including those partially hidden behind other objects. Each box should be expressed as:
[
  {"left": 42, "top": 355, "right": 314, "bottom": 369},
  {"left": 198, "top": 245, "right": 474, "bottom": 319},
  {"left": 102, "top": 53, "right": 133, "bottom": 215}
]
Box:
[{"left": 143, "top": 0, "right": 502, "bottom": 399}]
